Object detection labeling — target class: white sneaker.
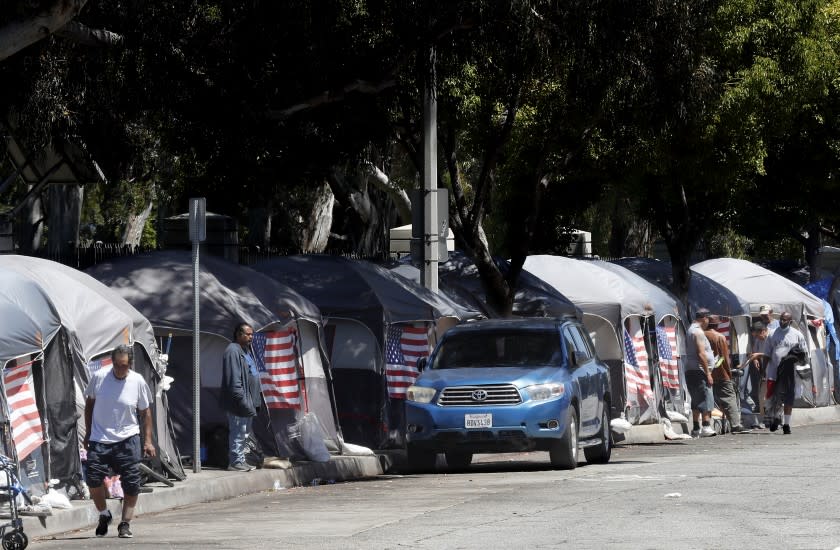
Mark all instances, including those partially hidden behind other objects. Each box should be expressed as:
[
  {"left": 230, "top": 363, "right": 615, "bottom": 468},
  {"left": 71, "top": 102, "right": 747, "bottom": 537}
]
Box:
[{"left": 700, "top": 426, "right": 717, "bottom": 437}]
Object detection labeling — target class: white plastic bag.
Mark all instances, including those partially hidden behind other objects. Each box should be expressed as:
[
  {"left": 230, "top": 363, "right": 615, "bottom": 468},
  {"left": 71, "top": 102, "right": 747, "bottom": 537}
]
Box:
[
  {"left": 293, "top": 413, "right": 330, "bottom": 463},
  {"left": 41, "top": 488, "right": 72, "bottom": 510}
]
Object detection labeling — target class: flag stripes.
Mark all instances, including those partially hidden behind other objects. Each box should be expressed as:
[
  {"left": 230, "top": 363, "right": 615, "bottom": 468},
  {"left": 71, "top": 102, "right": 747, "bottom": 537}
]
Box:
[
  {"left": 623, "top": 328, "right": 653, "bottom": 400},
  {"left": 4, "top": 360, "right": 44, "bottom": 460},
  {"left": 656, "top": 325, "right": 681, "bottom": 390},
  {"left": 253, "top": 330, "right": 301, "bottom": 409},
  {"left": 385, "top": 323, "right": 430, "bottom": 399}
]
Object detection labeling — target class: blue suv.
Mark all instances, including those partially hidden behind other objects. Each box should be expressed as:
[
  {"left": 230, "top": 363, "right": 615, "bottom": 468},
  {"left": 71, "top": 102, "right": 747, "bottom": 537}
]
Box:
[{"left": 405, "top": 318, "right": 612, "bottom": 471}]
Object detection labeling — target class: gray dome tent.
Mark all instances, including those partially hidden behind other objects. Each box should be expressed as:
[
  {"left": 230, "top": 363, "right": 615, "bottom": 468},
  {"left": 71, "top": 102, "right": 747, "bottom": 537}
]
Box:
[
  {"left": 0, "top": 255, "right": 182, "bottom": 495},
  {"left": 692, "top": 258, "right": 831, "bottom": 407},
  {"left": 523, "top": 255, "right": 657, "bottom": 424}
]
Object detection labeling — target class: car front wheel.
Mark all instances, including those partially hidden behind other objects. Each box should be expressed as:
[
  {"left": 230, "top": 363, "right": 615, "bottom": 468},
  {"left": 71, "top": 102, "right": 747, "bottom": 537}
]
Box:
[
  {"left": 584, "top": 404, "right": 612, "bottom": 464},
  {"left": 549, "top": 408, "right": 578, "bottom": 470}
]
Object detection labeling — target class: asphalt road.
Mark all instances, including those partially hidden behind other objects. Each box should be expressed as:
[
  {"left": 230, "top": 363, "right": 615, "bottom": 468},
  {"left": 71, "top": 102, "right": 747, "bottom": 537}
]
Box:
[{"left": 33, "top": 423, "right": 840, "bottom": 550}]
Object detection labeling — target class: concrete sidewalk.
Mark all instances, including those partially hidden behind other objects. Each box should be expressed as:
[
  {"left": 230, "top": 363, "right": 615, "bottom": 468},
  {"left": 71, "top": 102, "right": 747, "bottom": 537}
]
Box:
[
  {"left": 616, "top": 404, "right": 840, "bottom": 444},
  {"left": 24, "top": 453, "right": 387, "bottom": 540}
]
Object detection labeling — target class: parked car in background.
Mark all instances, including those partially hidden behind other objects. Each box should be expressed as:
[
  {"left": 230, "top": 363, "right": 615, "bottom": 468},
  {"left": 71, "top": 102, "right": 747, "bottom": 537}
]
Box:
[{"left": 405, "top": 318, "right": 612, "bottom": 471}]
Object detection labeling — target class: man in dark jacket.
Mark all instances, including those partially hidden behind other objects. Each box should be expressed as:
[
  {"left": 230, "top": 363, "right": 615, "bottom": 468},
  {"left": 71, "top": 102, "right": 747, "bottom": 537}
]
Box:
[{"left": 220, "top": 322, "right": 262, "bottom": 471}]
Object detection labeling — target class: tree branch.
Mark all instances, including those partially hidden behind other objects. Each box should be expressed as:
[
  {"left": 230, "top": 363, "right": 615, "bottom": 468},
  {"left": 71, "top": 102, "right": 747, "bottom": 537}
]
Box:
[
  {"left": 365, "top": 161, "right": 411, "bottom": 223},
  {"left": 0, "top": 0, "right": 89, "bottom": 61},
  {"left": 267, "top": 79, "right": 397, "bottom": 120},
  {"left": 55, "top": 20, "right": 123, "bottom": 47}
]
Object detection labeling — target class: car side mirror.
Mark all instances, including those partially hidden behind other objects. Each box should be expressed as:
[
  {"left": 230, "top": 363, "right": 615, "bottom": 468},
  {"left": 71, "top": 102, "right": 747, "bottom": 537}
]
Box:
[
  {"left": 572, "top": 351, "right": 588, "bottom": 367},
  {"left": 417, "top": 356, "right": 428, "bottom": 372}
]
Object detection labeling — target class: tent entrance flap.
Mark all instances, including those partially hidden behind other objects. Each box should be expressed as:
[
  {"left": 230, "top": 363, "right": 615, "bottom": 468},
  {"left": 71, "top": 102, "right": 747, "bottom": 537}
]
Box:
[{"left": 324, "top": 319, "right": 388, "bottom": 449}]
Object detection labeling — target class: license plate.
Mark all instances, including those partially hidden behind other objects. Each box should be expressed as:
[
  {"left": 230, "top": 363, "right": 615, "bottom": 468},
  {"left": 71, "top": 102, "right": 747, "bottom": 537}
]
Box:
[{"left": 465, "top": 413, "right": 492, "bottom": 428}]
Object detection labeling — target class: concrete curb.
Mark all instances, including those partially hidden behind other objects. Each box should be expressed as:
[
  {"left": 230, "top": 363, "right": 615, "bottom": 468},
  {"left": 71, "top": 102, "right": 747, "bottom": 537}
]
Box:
[
  {"left": 24, "top": 454, "right": 384, "bottom": 540},
  {"left": 616, "top": 404, "right": 840, "bottom": 445}
]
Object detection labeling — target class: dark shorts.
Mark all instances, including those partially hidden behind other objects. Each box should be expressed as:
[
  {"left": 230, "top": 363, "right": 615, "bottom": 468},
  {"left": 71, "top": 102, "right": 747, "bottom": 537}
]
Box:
[
  {"left": 685, "top": 371, "right": 715, "bottom": 413},
  {"left": 86, "top": 435, "right": 143, "bottom": 496}
]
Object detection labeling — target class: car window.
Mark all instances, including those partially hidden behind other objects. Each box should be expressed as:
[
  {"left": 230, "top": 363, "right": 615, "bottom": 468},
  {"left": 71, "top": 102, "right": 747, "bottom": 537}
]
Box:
[
  {"left": 570, "top": 325, "right": 593, "bottom": 360},
  {"left": 562, "top": 328, "right": 577, "bottom": 365},
  {"left": 431, "top": 329, "right": 562, "bottom": 369}
]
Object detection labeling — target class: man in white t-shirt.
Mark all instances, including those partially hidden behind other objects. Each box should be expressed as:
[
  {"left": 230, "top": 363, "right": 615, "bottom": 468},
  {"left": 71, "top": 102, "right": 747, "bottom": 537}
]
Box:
[
  {"left": 84, "top": 344, "right": 155, "bottom": 539},
  {"left": 765, "top": 312, "right": 808, "bottom": 434}
]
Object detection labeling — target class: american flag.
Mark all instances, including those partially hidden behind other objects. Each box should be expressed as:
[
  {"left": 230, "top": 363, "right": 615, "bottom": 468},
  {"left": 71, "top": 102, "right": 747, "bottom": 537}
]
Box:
[
  {"left": 623, "top": 328, "right": 653, "bottom": 400},
  {"left": 656, "top": 325, "right": 680, "bottom": 390},
  {"left": 87, "top": 355, "right": 112, "bottom": 379},
  {"left": 4, "top": 359, "right": 44, "bottom": 460},
  {"left": 252, "top": 329, "right": 302, "bottom": 409},
  {"left": 385, "top": 323, "right": 430, "bottom": 399}
]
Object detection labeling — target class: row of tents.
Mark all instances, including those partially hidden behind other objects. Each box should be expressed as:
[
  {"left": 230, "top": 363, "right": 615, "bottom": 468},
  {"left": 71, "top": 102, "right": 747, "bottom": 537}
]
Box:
[{"left": 1, "top": 251, "right": 837, "bottom": 496}]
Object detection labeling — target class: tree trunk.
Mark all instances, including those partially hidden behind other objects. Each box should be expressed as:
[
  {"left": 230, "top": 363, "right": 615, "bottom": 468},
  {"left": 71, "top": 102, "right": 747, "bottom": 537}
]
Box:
[
  {"left": 47, "top": 183, "right": 83, "bottom": 257},
  {"left": 247, "top": 205, "right": 272, "bottom": 249},
  {"left": 803, "top": 221, "right": 822, "bottom": 283},
  {"left": 15, "top": 185, "right": 44, "bottom": 254},
  {"left": 121, "top": 196, "right": 153, "bottom": 247},
  {"left": 326, "top": 166, "right": 391, "bottom": 257},
  {"left": 301, "top": 183, "right": 334, "bottom": 253}
]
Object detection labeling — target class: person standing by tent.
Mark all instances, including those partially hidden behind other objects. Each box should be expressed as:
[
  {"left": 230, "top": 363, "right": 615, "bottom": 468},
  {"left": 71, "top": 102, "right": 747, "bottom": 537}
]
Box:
[
  {"left": 766, "top": 312, "right": 808, "bottom": 434},
  {"left": 84, "top": 344, "right": 156, "bottom": 539},
  {"left": 745, "top": 321, "right": 771, "bottom": 429},
  {"left": 220, "top": 322, "right": 261, "bottom": 471},
  {"left": 685, "top": 309, "right": 717, "bottom": 437},
  {"left": 759, "top": 304, "right": 780, "bottom": 336},
  {"left": 705, "top": 316, "right": 750, "bottom": 433}
]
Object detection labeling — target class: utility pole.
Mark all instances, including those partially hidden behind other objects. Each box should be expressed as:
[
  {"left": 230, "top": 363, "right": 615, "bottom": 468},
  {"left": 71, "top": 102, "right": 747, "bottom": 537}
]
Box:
[{"left": 422, "top": 47, "right": 439, "bottom": 293}]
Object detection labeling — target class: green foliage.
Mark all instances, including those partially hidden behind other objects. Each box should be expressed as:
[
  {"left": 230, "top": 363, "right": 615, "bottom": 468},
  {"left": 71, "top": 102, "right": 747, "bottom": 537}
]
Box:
[
  {"left": 706, "top": 228, "right": 753, "bottom": 259},
  {"left": 2, "top": 0, "right": 838, "bottom": 269}
]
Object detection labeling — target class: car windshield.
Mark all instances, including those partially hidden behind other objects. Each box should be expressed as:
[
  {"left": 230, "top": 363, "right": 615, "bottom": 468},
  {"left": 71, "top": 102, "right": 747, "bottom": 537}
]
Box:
[{"left": 431, "top": 329, "right": 562, "bottom": 369}]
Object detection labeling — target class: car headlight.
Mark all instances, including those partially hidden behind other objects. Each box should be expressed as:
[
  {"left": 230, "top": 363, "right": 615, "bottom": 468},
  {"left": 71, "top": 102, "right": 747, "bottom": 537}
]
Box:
[
  {"left": 523, "top": 383, "right": 565, "bottom": 402},
  {"left": 406, "top": 385, "right": 436, "bottom": 403}
]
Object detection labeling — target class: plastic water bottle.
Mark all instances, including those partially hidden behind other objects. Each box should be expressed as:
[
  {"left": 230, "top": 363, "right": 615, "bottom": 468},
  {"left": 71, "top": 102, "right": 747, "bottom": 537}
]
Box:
[{"left": 272, "top": 480, "right": 282, "bottom": 491}]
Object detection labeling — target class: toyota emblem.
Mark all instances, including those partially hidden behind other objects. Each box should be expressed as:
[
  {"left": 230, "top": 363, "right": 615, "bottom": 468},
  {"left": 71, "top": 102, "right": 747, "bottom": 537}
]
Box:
[{"left": 471, "top": 389, "right": 488, "bottom": 401}]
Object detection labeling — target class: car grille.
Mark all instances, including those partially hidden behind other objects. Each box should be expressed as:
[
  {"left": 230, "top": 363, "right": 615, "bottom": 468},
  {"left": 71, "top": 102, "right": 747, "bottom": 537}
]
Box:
[{"left": 438, "top": 384, "right": 522, "bottom": 406}]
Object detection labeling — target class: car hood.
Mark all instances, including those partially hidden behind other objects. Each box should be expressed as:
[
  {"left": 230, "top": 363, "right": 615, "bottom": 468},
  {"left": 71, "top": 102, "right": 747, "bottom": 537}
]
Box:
[{"left": 416, "top": 366, "right": 564, "bottom": 390}]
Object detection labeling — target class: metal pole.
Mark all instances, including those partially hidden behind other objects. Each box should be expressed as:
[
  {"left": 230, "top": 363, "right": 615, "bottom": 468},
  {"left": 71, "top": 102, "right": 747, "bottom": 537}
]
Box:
[
  {"left": 422, "top": 47, "right": 439, "bottom": 293},
  {"left": 192, "top": 241, "right": 201, "bottom": 473}
]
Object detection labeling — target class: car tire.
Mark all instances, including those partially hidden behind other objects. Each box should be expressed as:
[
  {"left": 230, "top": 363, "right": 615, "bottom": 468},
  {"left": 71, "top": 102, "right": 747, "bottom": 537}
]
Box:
[
  {"left": 406, "top": 446, "right": 437, "bottom": 473},
  {"left": 584, "top": 404, "right": 612, "bottom": 464},
  {"left": 549, "top": 408, "right": 578, "bottom": 470},
  {"left": 444, "top": 451, "right": 473, "bottom": 470}
]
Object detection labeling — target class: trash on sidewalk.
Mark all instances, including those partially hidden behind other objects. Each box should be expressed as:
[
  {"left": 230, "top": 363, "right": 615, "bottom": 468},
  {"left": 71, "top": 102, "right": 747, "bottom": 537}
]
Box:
[
  {"left": 262, "top": 457, "right": 293, "bottom": 470},
  {"left": 610, "top": 417, "right": 633, "bottom": 434},
  {"left": 40, "top": 489, "right": 71, "bottom": 510},
  {"left": 664, "top": 493, "right": 681, "bottom": 499},
  {"left": 340, "top": 441, "right": 374, "bottom": 456},
  {"left": 289, "top": 413, "right": 331, "bottom": 463},
  {"left": 662, "top": 418, "right": 692, "bottom": 440}
]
